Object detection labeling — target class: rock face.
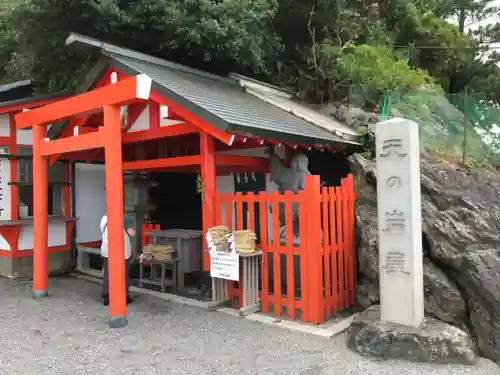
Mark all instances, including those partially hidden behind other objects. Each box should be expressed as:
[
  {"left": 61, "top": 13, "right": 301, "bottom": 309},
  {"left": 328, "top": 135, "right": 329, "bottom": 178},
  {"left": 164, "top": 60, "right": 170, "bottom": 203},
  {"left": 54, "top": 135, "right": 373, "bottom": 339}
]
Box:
[
  {"left": 347, "top": 305, "right": 477, "bottom": 365},
  {"left": 351, "top": 152, "right": 500, "bottom": 363}
]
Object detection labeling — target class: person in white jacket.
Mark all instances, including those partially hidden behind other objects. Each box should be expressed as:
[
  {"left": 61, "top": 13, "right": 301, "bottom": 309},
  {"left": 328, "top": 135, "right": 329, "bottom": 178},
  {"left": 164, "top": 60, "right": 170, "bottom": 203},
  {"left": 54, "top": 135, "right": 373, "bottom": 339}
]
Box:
[{"left": 100, "top": 214, "right": 136, "bottom": 306}]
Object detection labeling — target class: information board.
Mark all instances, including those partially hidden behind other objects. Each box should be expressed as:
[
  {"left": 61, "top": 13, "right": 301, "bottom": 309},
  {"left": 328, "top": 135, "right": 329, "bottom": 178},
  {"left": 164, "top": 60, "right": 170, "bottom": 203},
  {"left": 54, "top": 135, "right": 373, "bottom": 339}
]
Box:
[{"left": 209, "top": 248, "right": 239, "bottom": 281}]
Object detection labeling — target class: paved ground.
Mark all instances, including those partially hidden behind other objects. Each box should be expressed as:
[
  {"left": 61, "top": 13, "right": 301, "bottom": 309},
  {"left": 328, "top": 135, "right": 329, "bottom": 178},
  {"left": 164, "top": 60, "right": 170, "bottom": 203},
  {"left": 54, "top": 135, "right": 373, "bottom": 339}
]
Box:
[{"left": 0, "top": 277, "right": 498, "bottom": 375}]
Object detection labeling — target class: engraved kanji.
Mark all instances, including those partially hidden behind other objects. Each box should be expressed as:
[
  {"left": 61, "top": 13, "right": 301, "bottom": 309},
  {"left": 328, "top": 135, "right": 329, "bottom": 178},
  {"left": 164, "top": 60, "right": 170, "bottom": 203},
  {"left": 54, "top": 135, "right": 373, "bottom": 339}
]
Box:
[
  {"left": 380, "top": 138, "right": 407, "bottom": 158},
  {"left": 383, "top": 251, "right": 410, "bottom": 276},
  {"left": 386, "top": 176, "right": 401, "bottom": 188},
  {"left": 383, "top": 210, "right": 406, "bottom": 234}
]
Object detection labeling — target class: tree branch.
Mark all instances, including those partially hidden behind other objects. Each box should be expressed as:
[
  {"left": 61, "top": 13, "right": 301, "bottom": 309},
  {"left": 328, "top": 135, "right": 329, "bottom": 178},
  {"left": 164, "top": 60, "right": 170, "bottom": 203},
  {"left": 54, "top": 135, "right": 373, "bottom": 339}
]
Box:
[{"left": 308, "top": 2, "right": 325, "bottom": 78}]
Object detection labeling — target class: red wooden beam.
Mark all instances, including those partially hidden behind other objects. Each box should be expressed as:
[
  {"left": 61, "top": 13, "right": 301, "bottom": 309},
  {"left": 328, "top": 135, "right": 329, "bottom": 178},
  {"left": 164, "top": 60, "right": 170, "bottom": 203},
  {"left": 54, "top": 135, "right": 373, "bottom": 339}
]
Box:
[
  {"left": 0, "top": 94, "right": 71, "bottom": 115},
  {"left": 123, "top": 155, "right": 201, "bottom": 171},
  {"left": 15, "top": 74, "right": 152, "bottom": 129},
  {"left": 83, "top": 101, "right": 151, "bottom": 162},
  {"left": 216, "top": 138, "right": 267, "bottom": 152},
  {"left": 122, "top": 123, "right": 196, "bottom": 144},
  {"left": 216, "top": 166, "right": 268, "bottom": 175},
  {"left": 150, "top": 91, "right": 234, "bottom": 146},
  {"left": 40, "top": 130, "right": 105, "bottom": 156},
  {"left": 215, "top": 154, "right": 270, "bottom": 171},
  {"left": 149, "top": 101, "right": 160, "bottom": 129}
]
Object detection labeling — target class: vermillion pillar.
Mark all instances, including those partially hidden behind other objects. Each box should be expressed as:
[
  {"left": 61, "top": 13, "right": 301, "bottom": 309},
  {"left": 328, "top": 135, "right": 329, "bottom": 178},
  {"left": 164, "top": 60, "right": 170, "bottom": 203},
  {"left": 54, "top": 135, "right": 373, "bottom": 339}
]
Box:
[
  {"left": 103, "top": 105, "right": 127, "bottom": 328},
  {"left": 32, "top": 124, "right": 48, "bottom": 297},
  {"left": 200, "top": 132, "right": 216, "bottom": 271}
]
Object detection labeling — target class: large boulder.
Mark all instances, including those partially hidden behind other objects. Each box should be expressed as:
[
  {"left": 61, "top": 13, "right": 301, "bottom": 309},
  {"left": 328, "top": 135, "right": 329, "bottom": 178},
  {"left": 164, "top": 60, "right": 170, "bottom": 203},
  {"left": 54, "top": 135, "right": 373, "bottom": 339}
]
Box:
[
  {"left": 351, "top": 153, "right": 500, "bottom": 363},
  {"left": 347, "top": 305, "right": 477, "bottom": 365}
]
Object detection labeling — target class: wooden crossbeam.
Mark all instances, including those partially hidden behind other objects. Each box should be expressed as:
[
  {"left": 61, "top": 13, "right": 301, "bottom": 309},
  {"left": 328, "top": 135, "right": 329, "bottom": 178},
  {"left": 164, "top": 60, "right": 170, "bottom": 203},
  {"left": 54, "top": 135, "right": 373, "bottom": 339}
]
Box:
[
  {"left": 40, "top": 130, "right": 105, "bottom": 156},
  {"left": 15, "top": 74, "right": 152, "bottom": 129},
  {"left": 123, "top": 155, "right": 202, "bottom": 171}
]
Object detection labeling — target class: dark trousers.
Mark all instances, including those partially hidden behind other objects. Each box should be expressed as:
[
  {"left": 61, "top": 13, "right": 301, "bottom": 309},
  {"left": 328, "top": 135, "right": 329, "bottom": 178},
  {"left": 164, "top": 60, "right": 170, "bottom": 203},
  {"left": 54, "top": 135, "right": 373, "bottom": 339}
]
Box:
[{"left": 102, "top": 256, "right": 131, "bottom": 298}]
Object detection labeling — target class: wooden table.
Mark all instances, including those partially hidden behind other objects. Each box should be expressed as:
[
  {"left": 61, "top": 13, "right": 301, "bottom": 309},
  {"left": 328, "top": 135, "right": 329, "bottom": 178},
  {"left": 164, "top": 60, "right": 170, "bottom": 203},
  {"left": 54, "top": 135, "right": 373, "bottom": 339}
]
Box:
[
  {"left": 211, "top": 250, "right": 263, "bottom": 316},
  {"left": 139, "top": 258, "right": 180, "bottom": 293},
  {"left": 146, "top": 229, "right": 203, "bottom": 292}
]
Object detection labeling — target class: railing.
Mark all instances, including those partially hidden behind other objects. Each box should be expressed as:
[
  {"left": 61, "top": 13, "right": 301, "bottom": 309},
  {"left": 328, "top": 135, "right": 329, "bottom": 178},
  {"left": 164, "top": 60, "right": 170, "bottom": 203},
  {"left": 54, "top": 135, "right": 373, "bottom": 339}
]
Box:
[{"left": 214, "top": 174, "right": 356, "bottom": 324}]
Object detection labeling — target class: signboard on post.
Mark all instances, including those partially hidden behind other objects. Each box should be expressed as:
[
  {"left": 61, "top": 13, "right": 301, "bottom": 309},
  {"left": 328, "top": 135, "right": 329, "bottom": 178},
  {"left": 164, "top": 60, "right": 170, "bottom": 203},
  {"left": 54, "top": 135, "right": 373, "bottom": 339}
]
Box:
[
  {"left": 375, "top": 118, "right": 424, "bottom": 328},
  {"left": 209, "top": 248, "right": 239, "bottom": 281}
]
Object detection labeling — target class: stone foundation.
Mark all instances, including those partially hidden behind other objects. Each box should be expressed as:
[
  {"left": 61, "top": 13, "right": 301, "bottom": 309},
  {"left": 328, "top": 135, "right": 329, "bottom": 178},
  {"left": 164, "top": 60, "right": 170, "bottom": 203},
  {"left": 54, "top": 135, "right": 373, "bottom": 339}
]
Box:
[
  {"left": 0, "top": 251, "right": 72, "bottom": 279},
  {"left": 346, "top": 305, "right": 477, "bottom": 365}
]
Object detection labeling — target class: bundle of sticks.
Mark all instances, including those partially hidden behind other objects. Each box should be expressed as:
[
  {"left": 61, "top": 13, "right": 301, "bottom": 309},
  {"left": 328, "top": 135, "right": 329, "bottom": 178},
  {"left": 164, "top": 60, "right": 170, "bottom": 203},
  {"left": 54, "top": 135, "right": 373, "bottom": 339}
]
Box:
[
  {"left": 229, "top": 230, "right": 257, "bottom": 253},
  {"left": 206, "top": 225, "right": 231, "bottom": 251},
  {"left": 140, "top": 244, "right": 174, "bottom": 262}
]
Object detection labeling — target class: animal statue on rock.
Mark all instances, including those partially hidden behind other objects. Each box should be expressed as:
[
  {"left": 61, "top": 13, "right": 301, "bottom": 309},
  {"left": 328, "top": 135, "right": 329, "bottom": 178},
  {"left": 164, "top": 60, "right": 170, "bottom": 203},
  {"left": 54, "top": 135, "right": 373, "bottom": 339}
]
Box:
[{"left": 265, "top": 146, "right": 311, "bottom": 242}]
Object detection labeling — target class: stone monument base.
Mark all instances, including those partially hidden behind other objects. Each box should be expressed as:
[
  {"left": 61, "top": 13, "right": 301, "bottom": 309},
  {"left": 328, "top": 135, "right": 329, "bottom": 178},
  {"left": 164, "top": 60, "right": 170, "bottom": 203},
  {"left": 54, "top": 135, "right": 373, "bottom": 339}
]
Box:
[{"left": 346, "top": 305, "right": 477, "bottom": 365}]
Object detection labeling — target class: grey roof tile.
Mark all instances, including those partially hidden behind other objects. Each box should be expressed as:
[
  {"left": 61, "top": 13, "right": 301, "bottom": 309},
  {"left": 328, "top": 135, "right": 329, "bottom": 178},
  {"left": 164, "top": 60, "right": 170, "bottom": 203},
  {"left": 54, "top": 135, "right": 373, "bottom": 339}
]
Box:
[{"left": 109, "top": 54, "right": 359, "bottom": 147}]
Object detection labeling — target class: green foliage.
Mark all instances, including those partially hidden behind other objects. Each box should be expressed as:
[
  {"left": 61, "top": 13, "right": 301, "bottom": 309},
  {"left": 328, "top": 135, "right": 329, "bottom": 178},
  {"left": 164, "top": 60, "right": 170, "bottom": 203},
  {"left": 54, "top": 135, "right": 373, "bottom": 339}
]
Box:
[
  {"left": 336, "top": 44, "right": 440, "bottom": 109},
  {"left": 0, "top": 0, "right": 281, "bottom": 93},
  {"left": 0, "top": 0, "right": 500, "bottom": 171}
]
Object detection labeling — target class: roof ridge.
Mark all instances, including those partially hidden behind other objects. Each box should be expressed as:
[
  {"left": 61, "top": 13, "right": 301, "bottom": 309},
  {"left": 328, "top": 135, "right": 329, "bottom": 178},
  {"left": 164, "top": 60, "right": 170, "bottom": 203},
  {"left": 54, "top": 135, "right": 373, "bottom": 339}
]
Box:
[{"left": 66, "top": 33, "right": 236, "bottom": 86}]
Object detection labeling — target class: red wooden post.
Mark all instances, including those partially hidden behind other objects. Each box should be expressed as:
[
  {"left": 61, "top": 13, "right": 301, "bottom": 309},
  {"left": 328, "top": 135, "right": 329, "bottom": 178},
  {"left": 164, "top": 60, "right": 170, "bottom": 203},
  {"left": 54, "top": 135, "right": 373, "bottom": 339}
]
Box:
[
  {"left": 258, "top": 194, "right": 269, "bottom": 313},
  {"left": 200, "top": 131, "right": 216, "bottom": 271},
  {"left": 284, "top": 191, "right": 295, "bottom": 319},
  {"left": 335, "top": 184, "right": 345, "bottom": 311},
  {"left": 9, "top": 114, "right": 18, "bottom": 222},
  {"left": 304, "top": 175, "right": 323, "bottom": 324},
  {"left": 271, "top": 191, "right": 282, "bottom": 317},
  {"left": 345, "top": 174, "right": 356, "bottom": 306},
  {"left": 329, "top": 186, "right": 338, "bottom": 314},
  {"left": 32, "top": 123, "right": 48, "bottom": 298},
  {"left": 321, "top": 187, "right": 331, "bottom": 318},
  {"left": 149, "top": 101, "right": 160, "bottom": 129},
  {"left": 103, "top": 104, "right": 127, "bottom": 328}
]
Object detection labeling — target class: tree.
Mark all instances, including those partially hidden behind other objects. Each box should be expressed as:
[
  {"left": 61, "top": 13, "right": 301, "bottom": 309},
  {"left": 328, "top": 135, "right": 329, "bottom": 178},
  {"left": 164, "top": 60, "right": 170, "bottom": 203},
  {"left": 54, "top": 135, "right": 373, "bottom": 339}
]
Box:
[
  {"left": 1, "top": 0, "right": 500, "bottom": 111},
  {"left": 0, "top": 0, "right": 281, "bottom": 93}
]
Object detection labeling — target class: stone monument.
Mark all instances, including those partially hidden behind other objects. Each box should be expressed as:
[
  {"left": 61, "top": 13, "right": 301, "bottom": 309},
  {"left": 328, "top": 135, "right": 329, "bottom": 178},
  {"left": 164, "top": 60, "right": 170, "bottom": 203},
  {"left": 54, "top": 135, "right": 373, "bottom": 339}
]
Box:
[
  {"left": 376, "top": 118, "right": 424, "bottom": 327},
  {"left": 346, "top": 118, "right": 477, "bottom": 365}
]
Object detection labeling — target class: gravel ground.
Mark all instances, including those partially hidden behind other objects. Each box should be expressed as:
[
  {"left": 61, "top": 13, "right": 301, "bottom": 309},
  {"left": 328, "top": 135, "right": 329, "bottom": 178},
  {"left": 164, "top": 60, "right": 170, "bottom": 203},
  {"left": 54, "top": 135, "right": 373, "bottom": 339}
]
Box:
[{"left": 0, "top": 276, "right": 498, "bottom": 375}]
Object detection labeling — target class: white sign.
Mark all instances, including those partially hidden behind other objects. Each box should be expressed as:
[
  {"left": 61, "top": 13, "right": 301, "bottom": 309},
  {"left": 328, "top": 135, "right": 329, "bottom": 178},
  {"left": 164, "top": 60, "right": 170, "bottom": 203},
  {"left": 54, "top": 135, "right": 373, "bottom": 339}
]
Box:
[
  {"left": 0, "top": 148, "right": 11, "bottom": 221},
  {"left": 375, "top": 118, "right": 424, "bottom": 328},
  {"left": 210, "top": 248, "right": 239, "bottom": 281}
]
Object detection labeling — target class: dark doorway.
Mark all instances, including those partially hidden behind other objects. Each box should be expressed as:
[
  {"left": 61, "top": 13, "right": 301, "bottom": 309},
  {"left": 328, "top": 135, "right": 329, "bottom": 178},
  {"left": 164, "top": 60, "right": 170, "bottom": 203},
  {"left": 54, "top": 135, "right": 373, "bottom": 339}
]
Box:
[{"left": 149, "top": 172, "right": 202, "bottom": 230}]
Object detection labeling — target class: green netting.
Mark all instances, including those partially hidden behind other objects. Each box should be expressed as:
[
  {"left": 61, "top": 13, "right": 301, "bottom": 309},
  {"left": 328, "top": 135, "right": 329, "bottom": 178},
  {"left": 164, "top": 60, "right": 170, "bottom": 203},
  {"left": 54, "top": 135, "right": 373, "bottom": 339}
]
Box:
[
  {"left": 387, "top": 91, "right": 500, "bottom": 166},
  {"left": 349, "top": 84, "right": 500, "bottom": 167}
]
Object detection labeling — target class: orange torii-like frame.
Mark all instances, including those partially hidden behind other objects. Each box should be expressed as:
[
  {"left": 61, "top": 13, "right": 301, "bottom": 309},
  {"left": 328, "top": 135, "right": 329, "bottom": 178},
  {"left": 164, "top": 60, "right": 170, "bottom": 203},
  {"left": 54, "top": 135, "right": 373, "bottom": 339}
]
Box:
[{"left": 15, "top": 74, "right": 153, "bottom": 328}]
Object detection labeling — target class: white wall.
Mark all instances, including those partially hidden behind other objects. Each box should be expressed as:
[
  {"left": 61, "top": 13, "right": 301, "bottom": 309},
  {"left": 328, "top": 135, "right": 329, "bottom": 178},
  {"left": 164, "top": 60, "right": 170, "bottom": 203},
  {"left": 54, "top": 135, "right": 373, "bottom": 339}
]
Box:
[
  {"left": 0, "top": 115, "right": 9, "bottom": 137},
  {"left": 127, "top": 105, "right": 150, "bottom": 133},
  {"left": 18, "top": 222, "right": 66, "bottom": 250},
  {"left": 16, "top": 129, "right": 33, "bottom": 145},
  {"left": 0, "top": 222, "right": 67, "bottom": 251},
  {"left": 75, "top": 163, "right": 106, "bottom": 243},
  {"left": 16, "top": 124, "right": 51, "bottom": 145},
  {"left": 0, "top": 148, "right": 11, "bottom": 221}
]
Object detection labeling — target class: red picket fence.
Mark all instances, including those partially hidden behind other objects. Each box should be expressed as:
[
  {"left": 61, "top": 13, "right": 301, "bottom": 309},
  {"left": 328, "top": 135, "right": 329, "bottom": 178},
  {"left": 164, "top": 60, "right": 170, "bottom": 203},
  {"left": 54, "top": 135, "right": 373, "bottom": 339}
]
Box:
[{"left": 214, "top": 174, "right": 356, "bottom": 324}]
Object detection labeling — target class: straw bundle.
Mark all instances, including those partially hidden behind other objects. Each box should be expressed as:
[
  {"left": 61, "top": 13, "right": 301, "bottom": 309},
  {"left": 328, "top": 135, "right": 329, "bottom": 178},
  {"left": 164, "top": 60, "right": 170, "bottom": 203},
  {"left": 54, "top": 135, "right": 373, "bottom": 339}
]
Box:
[
  {"left": 229, "top": 230, "right": 257, "bottom": 253},
  {"left": 140, "top": 244, "right": 174, "bottom": 262},
  {"left": 206, "top": 225, "right": 231, "bottom": 251}
]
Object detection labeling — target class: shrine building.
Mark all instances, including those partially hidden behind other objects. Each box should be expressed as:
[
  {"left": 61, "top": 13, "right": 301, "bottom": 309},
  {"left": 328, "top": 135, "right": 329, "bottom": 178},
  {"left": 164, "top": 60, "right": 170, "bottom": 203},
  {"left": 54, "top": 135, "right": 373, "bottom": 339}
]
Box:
[{"left": 4, "top": 33, "right": 360, "bottom": 327}]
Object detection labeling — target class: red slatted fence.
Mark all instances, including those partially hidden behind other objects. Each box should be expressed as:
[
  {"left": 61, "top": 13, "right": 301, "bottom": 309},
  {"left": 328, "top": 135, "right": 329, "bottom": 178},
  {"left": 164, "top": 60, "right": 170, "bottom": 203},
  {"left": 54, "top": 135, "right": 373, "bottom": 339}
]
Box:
[{"left": 214, "top": 174, "right": 356, "bottom": 324}]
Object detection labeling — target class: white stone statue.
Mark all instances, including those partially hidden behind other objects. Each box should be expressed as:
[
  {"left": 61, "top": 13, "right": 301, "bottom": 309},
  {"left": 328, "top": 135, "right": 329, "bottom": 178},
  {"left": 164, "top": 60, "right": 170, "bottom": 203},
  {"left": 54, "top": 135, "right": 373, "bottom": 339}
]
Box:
[{"left": 266, "top": 147, "right": 311, "bottom": 241}]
